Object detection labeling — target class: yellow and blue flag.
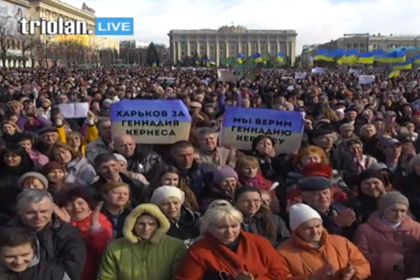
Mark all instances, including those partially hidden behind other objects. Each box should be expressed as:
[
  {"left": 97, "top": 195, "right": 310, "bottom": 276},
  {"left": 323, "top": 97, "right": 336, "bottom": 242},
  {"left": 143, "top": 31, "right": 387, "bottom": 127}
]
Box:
[
  {"left": 393, "top": 59, "right": 413, "bottom": 71},
  {"left": 237, "top": 53, "right": 245, "bottom": 64},
  {"left": 337, "top": 49, "right": 358, "bottom": 65},
  {"left": 414, "top": 55, "right": 420, "bottom": 65},
  {"left": 252, "top": 53, "right": 263, "bottom": 63},
  {"left": 276, "top": 52, "right": 285, "bottom": 63},
  {"left": 376, "top": 50, "right": 406, "bottom": 64},
  {"left": 388, "top": 70, "right": 401, "bottom": 79}
]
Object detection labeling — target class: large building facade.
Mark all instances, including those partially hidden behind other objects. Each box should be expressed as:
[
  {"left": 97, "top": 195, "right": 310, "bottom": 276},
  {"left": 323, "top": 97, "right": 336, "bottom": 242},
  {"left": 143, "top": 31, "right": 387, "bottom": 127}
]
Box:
[
  {"left": 335, "top": 33, "right": 420, "bottom": 52},
  {"left": 0, "top": 0, "right": 119, "bottom": 67},
  {"left": 168, "top": 25, "right": 297, "bottom": 66}
]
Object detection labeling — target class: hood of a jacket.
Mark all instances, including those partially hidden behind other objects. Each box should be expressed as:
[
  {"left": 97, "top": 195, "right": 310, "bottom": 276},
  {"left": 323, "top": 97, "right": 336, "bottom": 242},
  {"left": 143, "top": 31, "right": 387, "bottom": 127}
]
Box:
[
  {"left": 367, "top": 211, "right": 417, "bottom": 233},
  {"left": 123, "top": 203, "right": 170, "bottom": 244}
]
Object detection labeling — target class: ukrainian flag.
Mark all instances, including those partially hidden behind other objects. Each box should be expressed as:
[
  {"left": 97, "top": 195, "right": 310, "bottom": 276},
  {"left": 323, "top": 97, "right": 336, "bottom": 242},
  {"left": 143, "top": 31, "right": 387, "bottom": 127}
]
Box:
[
  {"left": 357, "top": 50, "right": 380, "bottom": 64},
  {"left": 337, "top": 49, "right": 358, "bottom": 65},
  {"left": 393, "top": 59, "right": 413, "bottom": 71},
  {"left": 376, "top": 50, "right": 406, "bottom": 64},
  {"left": 252, "top": 53, "right": 263, "bottom": 63},
  {"left": 314, "top": 49, "right": 336, "bottom": 62},
  {"left": 276, "top": 52, "right": 285, "bottom": 63},
  {"left": 152, "top": 61, "right": 158, "bottom": 67},
  {"left": 210, "top": 60, "right": 216, "bottom": 66},
  {"left": 414, "top": 55, "right": 420, "bottom": 65},
  {"left": 388, "top": 70, "right": 401, "bottom": 79},
  {"left": 237, "top": 53, "right": 245, "bottom": 64}
]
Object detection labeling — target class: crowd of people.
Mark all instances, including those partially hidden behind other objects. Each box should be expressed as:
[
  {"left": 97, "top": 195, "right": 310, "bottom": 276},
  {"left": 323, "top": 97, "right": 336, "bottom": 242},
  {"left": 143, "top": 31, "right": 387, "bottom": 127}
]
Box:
[{"left": 0, "top": 66, "right": 420, "bottom": 279}]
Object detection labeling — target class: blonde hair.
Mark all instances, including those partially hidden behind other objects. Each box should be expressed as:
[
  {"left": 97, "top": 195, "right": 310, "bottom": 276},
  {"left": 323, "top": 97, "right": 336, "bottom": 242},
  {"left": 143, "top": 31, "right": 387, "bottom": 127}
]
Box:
[
  {"left": 200, "top": 206, "right": 243, "bottom": 236},
  {"left": 359, "top": 124, "right": 376, "bottom": 138},
  {"left": 207, "top": 200, "right": 232, "bottom": 210},
  {"left": 236, "top": 156, "right": 260, "bottom": 175}
]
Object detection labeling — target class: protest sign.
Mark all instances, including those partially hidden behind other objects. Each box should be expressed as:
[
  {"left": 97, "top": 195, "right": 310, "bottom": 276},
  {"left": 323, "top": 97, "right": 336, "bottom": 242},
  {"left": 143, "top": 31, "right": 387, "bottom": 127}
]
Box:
[
  {"left": 217, "top": 69, "right": 240, "bottom": 82},
  {"left": 311, "top": 67, "right": 325, "bottom": 74},
  {"left": 295, "top": 72, "right": 307, "bottom": 79},
  {"left": 110, "top": 100, "right": 191, "bottom": 144},
  {"left": 359, "top": 75, "right": 375, "bottom": 85},
  {"left": 59, "top": 103, "right": 89, "bottom": 118},
  {"left": 220, "top": 107, "right": 304, "bottom": 154},
  {"left": 348, "top": 68, "right": 361, "bottom": 75}
]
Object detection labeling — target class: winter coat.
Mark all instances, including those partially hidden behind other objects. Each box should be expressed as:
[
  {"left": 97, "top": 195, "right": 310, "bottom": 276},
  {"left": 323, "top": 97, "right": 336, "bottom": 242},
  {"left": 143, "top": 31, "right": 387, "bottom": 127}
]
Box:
[
  {"left": 98, "top": 204, "right": 187, "bottom": 280},
  {"left": 70, "top": 213, "right": 113, "bottom": 280},
  {"left": 175, "top": 160, "right": 215, "bottom": 200},
  {"left": 101, "top": 206, "right": 132, "bottom": 239},
  {"left": 175, "top": 230, "right": 289, "bottom": 280},
  {"left": 0, "top": 242, "right": 70, "bottom": 280},
  {"left": 353, "top": 212, "right": 420, "bottom": 280},
  {"left": 199, "top": 184, "right": 235, "bottom": 213},
  {"left": 65, "top": 157, "right": 96, "bottom": 187},
  {"left": 166, "top": 206, "right": 201, "bottom": 247},
  {"left": 317, "top": 202, "right": 359, "bottom": 240},
  {"left": 91, "top": 173, "right": 150, "bottom": 207},
  {"left": 239, "top": 173, "right": 272, "bottom": 191},
  {"left": 5, "top": 215, "right": 86, "bottom": 280},
  {"left": 242, "top": 211, "right": 290, "bottom": 247},
  {"left": 328, "top": 146, "right": 360, "bottom": 183},
  {"left": 278, "top": 229, "right": 371, "bottom": 280},
  {"left": 125, "top": 146, "right": 164, "bottom": 181},
  {"left": 346, "top": 193, "right": 379, "bottom": 224},
  {"left": 86, "top": 137, "right": 109, "bottom": 164},
  {"left": 402, "top": 172, "right": 420, "bottom": 221},
  {"left": 199, "top": 146, "right": 237, "bottom": 168}
]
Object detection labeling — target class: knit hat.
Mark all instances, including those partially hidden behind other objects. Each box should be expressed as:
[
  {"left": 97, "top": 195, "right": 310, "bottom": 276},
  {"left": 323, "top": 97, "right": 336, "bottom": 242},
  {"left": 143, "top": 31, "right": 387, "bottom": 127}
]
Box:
[
  {"left": 18, "top": 172, "right": 49, "bottom": 189},
  {"left": 213, "top": 165, "right": 238, "bottom": 183},
  {"left": 378, "top": 191, "right": 409, "bottom": 212},
  {"left": 302, "top": 163, "right": 332, "bottom": 179},
  {"left": 151, "top": 186, "right": 185, "bottom": 205},
  {"left": 289, "top": 203, "right": 322, "bottom": 231},
  {"left": 358, "top": 169, "right": 385, "bottom": 186},
  {"left": 299, "top": 176, "right": 331, "bottom": 191},
  {"left": 41, "top": 161, "right": 65, "bottom": 176},
  {"left": 113, "top": 153, "right": 127, "bottom": 164}
]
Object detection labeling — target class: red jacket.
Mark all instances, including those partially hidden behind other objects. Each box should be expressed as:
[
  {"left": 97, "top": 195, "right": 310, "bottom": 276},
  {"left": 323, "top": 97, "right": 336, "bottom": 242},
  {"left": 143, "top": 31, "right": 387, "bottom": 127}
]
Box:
[
  {"left": 354, "top": 212, "right": 420, "bottom": 280},
  {"left": 71, "top": 212, "right": 113, "bottom": 280},
  {"left": 175, "top": 230, "right": 288, "bottom": 280}
]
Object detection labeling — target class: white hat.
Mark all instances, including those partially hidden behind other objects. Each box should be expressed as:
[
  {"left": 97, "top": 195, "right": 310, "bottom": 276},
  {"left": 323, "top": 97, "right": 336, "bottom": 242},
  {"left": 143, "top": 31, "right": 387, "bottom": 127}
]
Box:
[
  {"left": 189, "top": 101, "right": 202, "bottom": 109},
  {"left": 113, "top": 153, "right": 127, "bottom": 164},
  {"left": 289, "top": 203, "right": 322, "bottom": 231},
  {"left": 151, "top": 186, "right": 185, "bottom": 205}
]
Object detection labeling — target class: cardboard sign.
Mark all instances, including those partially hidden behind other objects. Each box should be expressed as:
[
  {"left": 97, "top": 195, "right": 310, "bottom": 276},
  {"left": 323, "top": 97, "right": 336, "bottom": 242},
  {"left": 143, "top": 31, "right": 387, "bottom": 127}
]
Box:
[
  {"left": 110, "top": 100, "right": 191, "bottom": 144},
  {"left": 220, "top": 107, "right": 304, "bottom": 154},
  {"left": 295, "top": 72, "right": 307, "bottom": 79},
  {"left": 59, "top": 103, "right": 89, "bottom": 118},
  {"left": 217, "top": 69, "right": 240, "bottom": 82},
  {"left": 358, "top": 75, "right": 375, "bottom": 85},
  {"left": 311, "top": 67, "right": 325, "bottom": 74}
]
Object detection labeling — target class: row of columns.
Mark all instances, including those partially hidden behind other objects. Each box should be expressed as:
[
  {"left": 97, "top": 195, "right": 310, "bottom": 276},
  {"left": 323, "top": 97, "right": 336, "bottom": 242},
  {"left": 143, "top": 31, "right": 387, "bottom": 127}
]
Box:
[{"left": 172, "top": 39, "right": 295, "bottom": 65}]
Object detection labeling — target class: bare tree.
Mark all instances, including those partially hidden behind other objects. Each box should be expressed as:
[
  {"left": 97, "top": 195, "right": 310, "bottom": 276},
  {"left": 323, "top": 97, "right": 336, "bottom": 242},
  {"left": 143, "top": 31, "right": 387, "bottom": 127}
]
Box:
[{"left": 0, "top": 26, "right": 11, "bottom": 67}]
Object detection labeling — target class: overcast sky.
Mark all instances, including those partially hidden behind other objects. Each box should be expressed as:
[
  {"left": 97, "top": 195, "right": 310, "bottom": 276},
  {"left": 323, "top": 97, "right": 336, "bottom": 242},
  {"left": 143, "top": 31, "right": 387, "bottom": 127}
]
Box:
[{"left": 65, "top": 0, "right": 420, "bottom": 54}]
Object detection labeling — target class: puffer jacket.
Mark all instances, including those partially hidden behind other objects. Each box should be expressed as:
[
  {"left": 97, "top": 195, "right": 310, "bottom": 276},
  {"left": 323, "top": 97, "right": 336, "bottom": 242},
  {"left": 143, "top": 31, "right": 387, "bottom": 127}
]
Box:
[
  {"left": 125, "top": 146, "right": 164, "bottom": 181},
  {"left": 353, "top": 212, "right": 420, "bottom": 280},
  {"left": 98, "top": 204, "right": 187, "bottom": 280},
  {"left": 278, "top": 229, "right": 371, "bottom": 280}
]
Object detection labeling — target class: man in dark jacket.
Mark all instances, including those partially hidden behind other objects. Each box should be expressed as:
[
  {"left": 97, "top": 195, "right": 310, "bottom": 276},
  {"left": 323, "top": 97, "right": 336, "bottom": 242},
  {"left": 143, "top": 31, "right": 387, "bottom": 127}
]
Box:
[
  {"left": 114, "top": 134, "right": 164, "bottom": 181},
  {"left": 310, "top": 127, "right": 359, "bottom": 183},
  {"left": 6, "top": 189, "right": 85, "bottom": 280},
  {"left": 171, "top": 140, "right": 214, "bottom": 200},
  {"left": 92, "top": 153, "right": 151, "bottom": 206},
  {"left": 0, "top": 226, "right": 70, "bottom": 280},
  {"left": 299, "top": 176, "right": 359, "bottom": 240}
]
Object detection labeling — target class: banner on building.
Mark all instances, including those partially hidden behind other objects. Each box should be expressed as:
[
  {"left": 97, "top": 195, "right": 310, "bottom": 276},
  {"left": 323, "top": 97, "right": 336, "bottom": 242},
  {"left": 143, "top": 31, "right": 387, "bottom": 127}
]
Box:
[
  {"left": 0, "top": 0, "right": 26, "bottom": 37},
  {"left": 220, "top": 107, "right": 305, "bottom": 154},
  {"left": 358, "top": 75, "right": 375, "bottom": 85},
  {"left": 110, "top": 100, "right": 192, "bottom": 144}
]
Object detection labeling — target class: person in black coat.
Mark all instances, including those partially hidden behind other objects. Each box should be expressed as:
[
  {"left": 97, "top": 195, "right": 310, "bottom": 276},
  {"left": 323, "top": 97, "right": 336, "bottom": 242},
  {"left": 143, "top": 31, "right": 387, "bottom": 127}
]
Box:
[
  {"left": 0, "top": 227, "right": 70, "bottom": 280},
  {"left": 151, "top": 186, "right": 201, "bottom": 247},
  {"left": 5, "top": 189, "right": 86, "bottom": 280},
  {"left": 113, "top": 134, "right": 164, "bottom": 181},
  {"left": 346, "top": 169, "right": 390, "bottom": 224},
  {"left": 402, "top": 154, "right": 420, "bottom": 221},
  {"left": 234, "top": 186, "right": 290, "bottom": 247}
]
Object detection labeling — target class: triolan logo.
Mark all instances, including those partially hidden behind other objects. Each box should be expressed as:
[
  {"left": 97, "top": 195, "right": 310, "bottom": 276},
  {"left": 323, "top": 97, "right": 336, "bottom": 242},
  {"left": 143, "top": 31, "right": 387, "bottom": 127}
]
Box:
[{"left": 95, "top": 17, "right": 134, "bottom": 35}]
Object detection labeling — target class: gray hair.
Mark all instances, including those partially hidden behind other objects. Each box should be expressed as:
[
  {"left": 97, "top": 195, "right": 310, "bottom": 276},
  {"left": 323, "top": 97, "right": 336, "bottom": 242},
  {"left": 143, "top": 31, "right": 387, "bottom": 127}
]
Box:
[
  {"left": 16, "top": 189, "right": 53, "bottom": 211},
  {"left": 198, "top": 127, "right": 216, "bottom": 137},
  {"left": 200, "top": 205, "right": 243, "bottom": 236},
  {"left": 207, "top": 200, "right": 232, "bottom": 210}
]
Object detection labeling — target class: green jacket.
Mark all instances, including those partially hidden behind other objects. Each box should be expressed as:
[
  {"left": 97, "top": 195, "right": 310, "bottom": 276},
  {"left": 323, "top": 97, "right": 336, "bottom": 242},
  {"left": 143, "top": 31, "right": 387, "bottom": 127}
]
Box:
[{"left": 98, "top": 203, "right": 187, "bottom": 280}]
